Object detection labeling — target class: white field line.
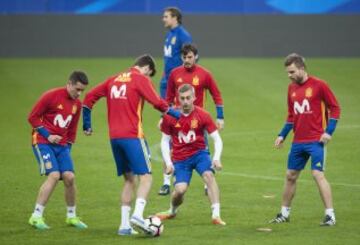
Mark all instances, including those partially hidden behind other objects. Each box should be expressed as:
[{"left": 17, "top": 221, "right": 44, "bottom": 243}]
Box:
[
  {"left": 219, "top": 172, "right": 360, "bottom": 188},
  {"left": 149, "top": 124, "right": 360, "bottom": 189}
]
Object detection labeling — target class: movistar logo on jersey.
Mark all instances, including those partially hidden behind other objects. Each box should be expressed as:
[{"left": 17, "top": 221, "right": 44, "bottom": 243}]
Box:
[
  {"left": 178, "top": 130, "right": 196, "bottom": 144},
  {"left": 164, "top": 45, "right": 172, "bottom": 57},
  {"left": 110, "top": 84, "right": 127, "bottom": 99},
  {"left": 294, "top": 99, "right": 311, "bottom": 114},
  {"left": 53, "top": 114, "right": 72, "bottom": 128}
]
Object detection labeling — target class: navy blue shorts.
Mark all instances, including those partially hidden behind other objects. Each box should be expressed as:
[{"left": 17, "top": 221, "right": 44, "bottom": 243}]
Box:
[
  {"left": 288, "top": 142, "right": 326, "bottom": 171},
  {"left": 32, "top": 144, "right": 74, "bottom": 175},
  {"left": 174, "top": 150, "right": 214, "bottom": 185},
  {"left": 110, "top": 138, "right": 151, "bottom": 176}
]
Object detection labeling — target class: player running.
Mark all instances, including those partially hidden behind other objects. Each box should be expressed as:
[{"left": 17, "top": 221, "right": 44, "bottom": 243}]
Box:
[
  {"left": 269, "top": 53, "right": 341, "bottom": 226},
  {"left": 28, "top": 71, "right": 89, "bottom": 230},
  {"left": 156, "top": 84, "right": 226, "bottom": 226},
  {"left": 82, "top": 55, "right": 180, "bottom": 236},
  {"left": 159, "top": 44, "right": 224, "bottom": 196}
]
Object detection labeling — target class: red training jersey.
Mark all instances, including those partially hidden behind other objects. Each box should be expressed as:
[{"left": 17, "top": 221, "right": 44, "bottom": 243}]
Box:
[
  {"left": 28, "top": 87, "right": 81, "bottom": 145},
  {"left": 166, "top": 64, "right": 223, "bottom": 108},
  {"left": 286, "top": 76, "right": 340, "bottom": 143},
  {"left": 83, "top": 67, "right": 169, "bottom": 139},
  {"left": 161, "top": 106, "right": 218, "bottom": 162}
]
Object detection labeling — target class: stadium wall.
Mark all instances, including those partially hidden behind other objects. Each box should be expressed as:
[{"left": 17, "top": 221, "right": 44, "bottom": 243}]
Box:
[{"left": 1, "top": 15, "right": 360, "bottom": 57}]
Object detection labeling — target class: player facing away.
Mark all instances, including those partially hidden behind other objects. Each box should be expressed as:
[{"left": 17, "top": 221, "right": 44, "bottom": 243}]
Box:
[
  {"left": 269, "top": 53, "right": 340, "bottom": 226},
  {"left": 82, "top": 55, "right": 180, "bottom": 236},
  {"left": 158, "top": 44, "right": 224, "bottom": 196},
  {"left": 156, "top": 84, "right": 226, "bottom": 226},
  {"left": 28, "top": 71, "right": 89, "bottom": 230}
]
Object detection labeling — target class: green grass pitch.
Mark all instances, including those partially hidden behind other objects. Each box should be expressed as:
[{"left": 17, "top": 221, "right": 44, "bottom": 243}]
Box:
[{"left": 0, "top": 58, "right": 359, "bottom": 245}]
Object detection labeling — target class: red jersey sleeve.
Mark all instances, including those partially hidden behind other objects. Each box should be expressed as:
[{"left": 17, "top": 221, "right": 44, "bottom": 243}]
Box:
[
  {"left": 136, "top": 76, "right": 169, "bottom": 112},
  {"left": 286, "top": 85, "right": 294, "bottom": 123},
  {"left": 83, "top": 79, "right": 109, "bottom": 109},
  {"left": 28, "top": 91, "right": 53, "bottom": 129},
  {"left": 206, "top": 72, "right": 223, "bottom": 106},
  {"left": 321, "top": 82, "right": 341, "bottom": 119},
  {"left": 160, "top": 115, "right": 172, "bottom": 135},
  {"left": 203, "top": 111, "right": 218, "bottom": 134},
  {"left": 166, "top": 71, "right": 176, "bottom": 105},
  {"left": 67, "top": 102, "right": 81, "bottom": 144}
]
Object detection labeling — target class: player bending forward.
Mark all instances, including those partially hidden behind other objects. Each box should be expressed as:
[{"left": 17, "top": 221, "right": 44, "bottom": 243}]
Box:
[{"left": 156, "top": 84, "right": 226, "bottom": 226}]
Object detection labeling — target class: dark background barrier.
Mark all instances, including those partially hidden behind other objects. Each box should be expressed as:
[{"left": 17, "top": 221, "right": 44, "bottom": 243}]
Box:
[{"left": 1, "top": 15, "right": 360, "bottom": 57}]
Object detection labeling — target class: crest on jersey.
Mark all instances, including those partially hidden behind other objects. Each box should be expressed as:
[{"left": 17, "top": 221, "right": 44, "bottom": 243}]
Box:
[
  {"left": 72, "top": 105, "right": 77, "bottom": 114},
  {"left": 192, "top": 76, "right": 199, "bottom": 86},
  {"left": 45, "top": 161, "right": 52, "bottom": 169},
  {"left": 115, "top": 72, "right": 131, "bottom": 82},
  {"left": 291, "top": 92, "right": 296, "bottom": 97},
  {"left": 305, "top": 87, "right": 313, "bottom": 98},
  {"left": 57, "top": 104, "right": 63, "bottom": 110},
  {"left": 175, "top": 122, "right": 181, "bottom": 128},
  {"left": 177, "top": 77, "right": 183, "bottom": 83},
  {"left": 171, "top": 37, "right": 176, "bottom": 45},
  {"left": 191, "top": 119, "right": 198, "bottom": 129}
]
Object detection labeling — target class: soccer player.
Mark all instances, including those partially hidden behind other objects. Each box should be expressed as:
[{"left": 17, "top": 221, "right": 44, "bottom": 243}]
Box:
[
  {"left": 158, "top": 7, "right": 193, "bottom": 196},
  {"left": 269, "top": 53, "right": 340, "bottom": 226},
  {"left": 160, "top": 7, "right": 193, "bottom": 99},
  {"left": 28, "top": 71, "right": 89, "bottom": 230},
  {"left": 158, "top": 44, "right": 224, "bottom": 196},
  {"left": 82, "top": 55, "right": 180, "bottom": 236},
  {"left": 156, "top": 84, "right": 226, "bottom": 226}
]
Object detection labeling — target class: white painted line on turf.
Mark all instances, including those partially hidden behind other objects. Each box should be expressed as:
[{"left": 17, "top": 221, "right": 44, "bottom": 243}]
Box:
[
  {"left": 262, "top": 195, "right": 276, "bottom": 199},
  {"left": 220, "top": 172, "right": 360, "bottom": 188},
  {"left": 256, "top": 227, "right": 272, "bottom": 232}
]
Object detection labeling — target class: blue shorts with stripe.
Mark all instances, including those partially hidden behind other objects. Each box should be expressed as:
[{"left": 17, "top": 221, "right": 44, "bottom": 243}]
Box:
[
  {"left": 288, "top": 142, "right": 326, "bottom": 171},
  {"left": 32, "top": 144, "right": 74, "bottom": 175},
  {"left": 110, "top": 138, "right": 151, "bottom": 176},
  {"left": 174, "top": 150, "right": 214, "bottom": 185}
]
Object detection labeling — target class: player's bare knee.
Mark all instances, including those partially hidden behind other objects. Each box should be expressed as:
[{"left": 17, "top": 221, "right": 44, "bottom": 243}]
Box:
[
  {"left": 174, "top": 184, "right": 187, "bottom": 195},
  {"left": 48, "top": 172, "right": 61, "bottom": 182},
  {"left": 62, "top": 172, "right": 75, "bottom": 187},
  {"left": 124, "top": 173, "right": 136, "bottom": 185},
  {"left": 286, "top": 171, "right": 298, "bottom": 183},
  {"left": 311, "top": 170, "right": 325, "bottom": 181},
  {"left": 202, "top": 171, "right": 215, "bottom": 185}
]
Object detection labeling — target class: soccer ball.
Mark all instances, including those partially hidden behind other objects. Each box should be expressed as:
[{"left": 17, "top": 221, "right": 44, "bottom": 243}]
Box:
[{"left": 145, "top": 216, "right": 164, "bottom": 237}]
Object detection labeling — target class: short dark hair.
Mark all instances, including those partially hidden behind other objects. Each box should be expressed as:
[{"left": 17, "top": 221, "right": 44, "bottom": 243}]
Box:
[
  {"left": 181, "top": 43, "right": 198, "bottom": 56},
  {"left": 178, "top": 83, "right": 195, "bottom": 94},
  {"left": 284, "top": 53, "right": 306, "bottom": 69},
  {"left": 165, "top": 7, "right": 182, "bottom": 24},
  {"left": 134, "top": 54, "right": 156, "bottom": 77},
  {"left": 69, "top": 71, "right": 89, "bottom": 85}
]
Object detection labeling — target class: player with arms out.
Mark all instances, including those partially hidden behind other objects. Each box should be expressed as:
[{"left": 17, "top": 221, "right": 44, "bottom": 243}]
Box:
[
  {"left": 158, "top": 44, "right": 225, "bottom": 196},
  {"left": 156, "top": 84, "right": 226, "bottom": 226},
  {"left": 28, "top": 71, "right": 89, "bottom": 230},
  {"left": 82, "top": 55, "right": 180, "bottom": 236},
  {"left": 269, "top": 53, "right": 341, "bottom": 226}
]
